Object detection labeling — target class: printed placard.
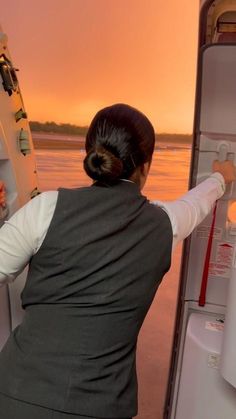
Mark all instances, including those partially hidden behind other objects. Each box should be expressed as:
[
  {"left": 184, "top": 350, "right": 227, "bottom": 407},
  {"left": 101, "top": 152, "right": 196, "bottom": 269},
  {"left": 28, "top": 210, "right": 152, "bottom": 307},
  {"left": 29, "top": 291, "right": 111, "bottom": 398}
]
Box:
[
  {"left": 209, "top": 242, "right": 234, "bottom": 279},
  {"left": 209, "top": 262, "right": 230, "bottom": 279},
  {"left": 196, "top": 225, "right": 222, "bottom": 240},
  {"left": 205, "top": 321, "right": 224, "bottom": 332},
  {"left": 216, "top": 243, "right": 234, "bottom": 267}
]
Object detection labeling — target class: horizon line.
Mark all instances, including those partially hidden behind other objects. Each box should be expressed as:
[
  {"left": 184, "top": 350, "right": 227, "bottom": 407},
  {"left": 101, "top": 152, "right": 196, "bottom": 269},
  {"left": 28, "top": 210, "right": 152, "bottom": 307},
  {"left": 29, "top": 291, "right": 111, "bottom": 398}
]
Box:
[{"left": 29, "top": 121, "right": 192, "bottom": 136}]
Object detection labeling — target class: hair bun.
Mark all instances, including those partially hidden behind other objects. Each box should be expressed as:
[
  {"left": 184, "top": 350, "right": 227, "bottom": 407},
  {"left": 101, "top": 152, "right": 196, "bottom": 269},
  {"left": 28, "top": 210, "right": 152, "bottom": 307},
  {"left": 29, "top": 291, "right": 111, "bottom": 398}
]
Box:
[{"left": 83, "top": 147, "right": 123, "bottom": 183}]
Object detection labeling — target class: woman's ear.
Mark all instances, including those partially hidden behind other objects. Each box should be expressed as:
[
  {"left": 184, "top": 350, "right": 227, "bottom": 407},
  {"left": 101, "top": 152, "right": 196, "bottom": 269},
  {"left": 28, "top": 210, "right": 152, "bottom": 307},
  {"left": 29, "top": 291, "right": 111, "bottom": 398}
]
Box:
[
  {"left": 129, "top": 161, "right": 151, "bottom": 189},
  {"left": 141, "top": 161, "right": 151, "bottom": 176}
]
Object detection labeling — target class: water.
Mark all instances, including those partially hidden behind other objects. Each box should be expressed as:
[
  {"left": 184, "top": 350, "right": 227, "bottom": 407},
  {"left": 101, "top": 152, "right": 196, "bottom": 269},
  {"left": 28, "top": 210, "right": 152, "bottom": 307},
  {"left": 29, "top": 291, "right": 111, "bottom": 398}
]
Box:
[
  {"left": 34, "top": 141, "right": 191, "bottom": 419},
  {"left": 34, "top": 144, "right": 191, "bottom": 201}
]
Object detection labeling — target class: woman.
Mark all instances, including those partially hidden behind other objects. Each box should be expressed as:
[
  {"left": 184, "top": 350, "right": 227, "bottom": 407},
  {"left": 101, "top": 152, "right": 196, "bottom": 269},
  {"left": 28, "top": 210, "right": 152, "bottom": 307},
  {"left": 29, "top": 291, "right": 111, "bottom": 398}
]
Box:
[{"left": 0, "top": 104, "right": 235, "bottom": 419}]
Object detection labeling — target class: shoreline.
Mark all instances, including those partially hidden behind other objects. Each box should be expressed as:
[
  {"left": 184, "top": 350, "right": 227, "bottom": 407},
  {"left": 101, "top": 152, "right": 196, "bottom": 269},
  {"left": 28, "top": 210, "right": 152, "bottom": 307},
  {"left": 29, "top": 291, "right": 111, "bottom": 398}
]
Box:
[
  {"left": 32, "top": 136, "right": 191, "bottom": 151},
  {"left": 32, "top": 139, "right": 191, "bottom": 151},
  {"left": 32, "top": 138, "right": 84, "bottom": 150}
]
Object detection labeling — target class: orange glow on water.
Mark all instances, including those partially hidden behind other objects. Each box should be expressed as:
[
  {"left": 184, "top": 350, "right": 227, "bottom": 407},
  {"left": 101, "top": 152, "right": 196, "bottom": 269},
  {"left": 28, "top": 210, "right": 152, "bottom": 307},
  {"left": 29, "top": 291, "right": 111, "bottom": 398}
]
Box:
[{"left": 35, "top": 145, "right": 191, "bottom": 201}]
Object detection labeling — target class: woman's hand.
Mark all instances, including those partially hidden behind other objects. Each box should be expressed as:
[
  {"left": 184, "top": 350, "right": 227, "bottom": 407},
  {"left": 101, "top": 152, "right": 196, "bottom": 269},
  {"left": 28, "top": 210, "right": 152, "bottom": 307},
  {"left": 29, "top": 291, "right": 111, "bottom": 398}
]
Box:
[
  {"left": 0, "top": 181, "right": 6, "bottom": 207},
  {"left": 212, "top": 160, "right": 236, "bottom": 184}
]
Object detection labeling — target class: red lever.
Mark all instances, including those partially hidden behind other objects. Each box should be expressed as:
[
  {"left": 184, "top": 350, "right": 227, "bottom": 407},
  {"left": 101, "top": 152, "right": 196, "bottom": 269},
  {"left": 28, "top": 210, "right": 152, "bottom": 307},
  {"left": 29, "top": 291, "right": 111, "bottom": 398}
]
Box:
[
  {"left": 0, "top": 181, "right": 6, "bottom": 208},
  {"left": 199, "top": 201, "right": 218, "bottom": 307}
]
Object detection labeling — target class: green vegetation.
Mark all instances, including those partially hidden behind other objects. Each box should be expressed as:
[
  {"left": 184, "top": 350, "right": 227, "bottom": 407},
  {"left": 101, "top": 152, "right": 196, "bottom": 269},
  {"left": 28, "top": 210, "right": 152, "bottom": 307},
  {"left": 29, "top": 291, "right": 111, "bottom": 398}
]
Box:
[
  {"left": 29, "top": 121, "right": 88, "bottom": 136},
  {"left": 156, "top": 133, "right": 192, "bottom": 144},
  {"left": 29, "top": 121, "right": 192, "bottom": 144}
]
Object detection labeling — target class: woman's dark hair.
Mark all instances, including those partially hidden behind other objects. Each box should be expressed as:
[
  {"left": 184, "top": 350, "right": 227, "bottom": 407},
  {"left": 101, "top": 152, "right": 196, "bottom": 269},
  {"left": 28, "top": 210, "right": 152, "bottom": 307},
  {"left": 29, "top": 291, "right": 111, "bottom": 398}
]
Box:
[{"left": 83, "top": 103, "right": 155, "bottom": 184}]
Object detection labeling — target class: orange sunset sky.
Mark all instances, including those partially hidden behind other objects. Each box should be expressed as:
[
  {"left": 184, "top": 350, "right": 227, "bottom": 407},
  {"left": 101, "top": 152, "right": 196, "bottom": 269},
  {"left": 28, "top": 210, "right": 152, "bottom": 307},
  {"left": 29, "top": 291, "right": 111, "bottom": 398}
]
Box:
[{"left": 1, "top": 0, "right": 199, "bottom": 133}]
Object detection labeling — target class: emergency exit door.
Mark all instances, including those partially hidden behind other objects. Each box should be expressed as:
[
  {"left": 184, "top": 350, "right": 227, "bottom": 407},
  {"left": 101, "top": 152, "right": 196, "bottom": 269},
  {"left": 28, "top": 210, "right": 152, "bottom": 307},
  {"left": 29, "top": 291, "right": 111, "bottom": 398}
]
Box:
[{"left": 164, "top": 42, "right": 236, "bottom": 419}]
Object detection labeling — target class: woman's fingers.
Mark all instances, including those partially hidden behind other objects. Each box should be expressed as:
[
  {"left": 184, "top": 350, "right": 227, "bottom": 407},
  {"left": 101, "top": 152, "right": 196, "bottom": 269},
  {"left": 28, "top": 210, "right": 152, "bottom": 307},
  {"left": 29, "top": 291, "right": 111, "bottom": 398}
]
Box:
[{"left": 212, "top": 160, "right": 236, "bottom": 184}]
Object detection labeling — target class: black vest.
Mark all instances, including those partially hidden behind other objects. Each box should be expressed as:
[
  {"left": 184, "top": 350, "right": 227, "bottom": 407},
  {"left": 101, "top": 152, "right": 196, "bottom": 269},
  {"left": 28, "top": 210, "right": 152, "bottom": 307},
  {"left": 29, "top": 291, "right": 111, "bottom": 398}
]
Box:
[{"left": 0, "top": 181, "right": 172, "bottom": 417}]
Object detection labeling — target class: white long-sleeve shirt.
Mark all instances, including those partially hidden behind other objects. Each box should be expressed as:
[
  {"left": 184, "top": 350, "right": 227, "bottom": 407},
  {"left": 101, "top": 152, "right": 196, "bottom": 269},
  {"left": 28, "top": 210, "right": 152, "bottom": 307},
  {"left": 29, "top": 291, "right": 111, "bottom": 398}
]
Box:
[{"left": 0, "top": 173, "right": 225, "bottom": 285}]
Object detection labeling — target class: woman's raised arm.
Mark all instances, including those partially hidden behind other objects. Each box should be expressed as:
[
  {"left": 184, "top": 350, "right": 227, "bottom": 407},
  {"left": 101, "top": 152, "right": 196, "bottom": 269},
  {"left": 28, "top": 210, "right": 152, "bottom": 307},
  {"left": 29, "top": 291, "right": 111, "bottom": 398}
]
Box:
[{"left": 152, "top": 161, "right": 236, "bottom": 250}]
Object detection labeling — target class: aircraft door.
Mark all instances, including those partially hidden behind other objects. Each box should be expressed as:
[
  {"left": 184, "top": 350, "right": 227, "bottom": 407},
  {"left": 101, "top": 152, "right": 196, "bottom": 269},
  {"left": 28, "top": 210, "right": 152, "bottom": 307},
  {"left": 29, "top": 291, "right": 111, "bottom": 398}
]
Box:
[
  {"left": 186, "top": 45, "right": 236, "bottom": 308},
  {"left": 165, "top": 44, "right": 236, "bottom": 419}
]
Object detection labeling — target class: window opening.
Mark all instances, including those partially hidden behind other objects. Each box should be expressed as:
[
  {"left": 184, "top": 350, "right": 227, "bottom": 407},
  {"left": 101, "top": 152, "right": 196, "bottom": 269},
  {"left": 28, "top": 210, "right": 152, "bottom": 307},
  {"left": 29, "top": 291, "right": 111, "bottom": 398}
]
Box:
[{"left": 0, "top": 54, "right": 18, "bottom": 96}]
